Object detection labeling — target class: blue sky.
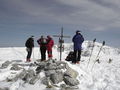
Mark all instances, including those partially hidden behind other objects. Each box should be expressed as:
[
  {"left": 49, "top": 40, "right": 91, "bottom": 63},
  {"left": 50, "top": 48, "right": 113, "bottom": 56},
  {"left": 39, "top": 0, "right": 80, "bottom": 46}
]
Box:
[{"left": 0, "top": 0, "right": 120, "bottom": 47}]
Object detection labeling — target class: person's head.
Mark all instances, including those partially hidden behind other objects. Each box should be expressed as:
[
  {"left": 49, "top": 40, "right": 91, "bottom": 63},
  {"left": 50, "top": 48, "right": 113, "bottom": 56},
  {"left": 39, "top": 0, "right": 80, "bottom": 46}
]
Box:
[
  {"left": 47, "top": 35, "right": 52, "bottom": 39},
  {"left": 76, "top": 30, "right": 81, "bottom": 34},
  {"left": 41, "top": 35, "right": 44, "bottom": 38},
  {"left": 30, "top": 35, "right": 34, "bottom": 39}
]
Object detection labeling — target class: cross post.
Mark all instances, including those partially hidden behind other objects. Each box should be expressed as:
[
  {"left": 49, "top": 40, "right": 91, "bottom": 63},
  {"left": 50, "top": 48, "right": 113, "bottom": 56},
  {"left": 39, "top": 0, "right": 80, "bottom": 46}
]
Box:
[{"left": 53, "top": 27, "right": 70, "bottom": 61}]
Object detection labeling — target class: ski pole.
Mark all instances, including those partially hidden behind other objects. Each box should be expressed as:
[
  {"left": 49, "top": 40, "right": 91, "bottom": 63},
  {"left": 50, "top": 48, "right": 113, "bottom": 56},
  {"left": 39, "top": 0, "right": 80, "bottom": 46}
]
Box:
[
  {"left": 37, "top": 48, "right": 41, "bottom": 60},
  {"left": 87, "top": 38, "right": 96, "bottom": 68},
  {"left": 32, "top": 48, "right": 35, "bottom": 62},
  {"left": 91, "top": 41, "right": 105, "bottom": 71}
]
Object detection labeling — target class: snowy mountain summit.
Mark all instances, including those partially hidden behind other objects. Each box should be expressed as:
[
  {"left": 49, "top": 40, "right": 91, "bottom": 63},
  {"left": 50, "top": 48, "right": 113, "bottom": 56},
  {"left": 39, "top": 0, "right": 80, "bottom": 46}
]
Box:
[{"left": 0, "top": 41, "right": 120, "bottom": 90}]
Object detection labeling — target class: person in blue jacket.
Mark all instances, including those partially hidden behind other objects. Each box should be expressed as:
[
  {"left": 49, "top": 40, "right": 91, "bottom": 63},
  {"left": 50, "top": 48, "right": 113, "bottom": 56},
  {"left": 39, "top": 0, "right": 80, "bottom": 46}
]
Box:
[{"left": 72, "top": 30, "right": 84, "bottom": 64}]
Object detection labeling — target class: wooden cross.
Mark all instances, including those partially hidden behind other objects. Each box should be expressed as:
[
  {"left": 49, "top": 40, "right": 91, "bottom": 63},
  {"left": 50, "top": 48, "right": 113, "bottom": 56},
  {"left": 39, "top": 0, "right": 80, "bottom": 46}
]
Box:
[{"left": 53, "top": 27, "right": 70, "bottom": 61}]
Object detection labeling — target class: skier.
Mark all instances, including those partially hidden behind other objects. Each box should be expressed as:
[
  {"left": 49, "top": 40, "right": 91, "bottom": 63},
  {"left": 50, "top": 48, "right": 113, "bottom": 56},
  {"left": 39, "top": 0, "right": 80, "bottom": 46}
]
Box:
[
  {"left": 72, "top": 30, "right": 84, "bottom": 64},
  {"left": 25, "top": 36, "right": 34, "bottom": 62},
  {"left": 37, "top": 36, "right": 47, "bottom": 61},
  {"left": 46, "top": 35, "right": 54, "bottom": 59}
]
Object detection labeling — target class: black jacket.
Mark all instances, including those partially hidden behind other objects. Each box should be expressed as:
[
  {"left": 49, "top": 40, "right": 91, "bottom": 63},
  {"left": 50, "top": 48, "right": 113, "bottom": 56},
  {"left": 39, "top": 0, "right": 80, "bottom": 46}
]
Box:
[{"left": 25, "top": 37, "right": 34, "bottom": 48}]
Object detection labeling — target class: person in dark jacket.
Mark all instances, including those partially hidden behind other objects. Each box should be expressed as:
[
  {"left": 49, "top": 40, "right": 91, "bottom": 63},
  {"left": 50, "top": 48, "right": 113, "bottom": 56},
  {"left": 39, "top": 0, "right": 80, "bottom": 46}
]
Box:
[
  {"left": 46, "top": 35, "right": 54, "bottom": 59},
  {"left": 37, "top": 36, "right": 47, "bottom": 61},
  {"left": 72, "top": 30, "right": 84, "bottom": 64},
  {"left": 25, "top": 36, "right": 34, "bottom": 62}
]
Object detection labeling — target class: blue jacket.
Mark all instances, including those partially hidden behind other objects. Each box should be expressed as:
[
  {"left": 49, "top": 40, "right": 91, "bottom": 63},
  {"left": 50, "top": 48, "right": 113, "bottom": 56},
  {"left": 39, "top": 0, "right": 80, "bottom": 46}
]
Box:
[{"left": 72, "top": 33, "right": 84, "bottom": 50}]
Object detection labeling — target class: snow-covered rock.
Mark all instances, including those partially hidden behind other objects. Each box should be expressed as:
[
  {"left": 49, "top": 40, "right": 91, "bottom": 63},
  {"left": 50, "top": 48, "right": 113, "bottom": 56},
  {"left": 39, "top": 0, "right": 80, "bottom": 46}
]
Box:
[{"left": 0, "top": 41, "right": 120, "bottom": 90}]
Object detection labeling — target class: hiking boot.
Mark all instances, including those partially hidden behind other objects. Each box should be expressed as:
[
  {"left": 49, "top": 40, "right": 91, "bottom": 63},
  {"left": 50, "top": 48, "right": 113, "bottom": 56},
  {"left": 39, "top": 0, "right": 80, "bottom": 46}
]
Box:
[
  {"left": 72, "top": 62, "right": 76, "bottom": 64},
  {"left": 76, "top": 61, "right": 80, "bottom": 64},
  {"left": 41, "top": 59, "right": 46, "bottom": 61},
  {"left": 48, "top": 57, "right": 52, "bottom": 60},
  {"left": 26, "top": 59, "right": 31, "bottom": 62}
]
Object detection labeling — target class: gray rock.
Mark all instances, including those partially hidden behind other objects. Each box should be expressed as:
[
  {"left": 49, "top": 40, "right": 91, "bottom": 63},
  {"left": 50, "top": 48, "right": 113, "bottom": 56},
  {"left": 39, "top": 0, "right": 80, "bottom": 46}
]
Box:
[
  {"left": 35, "top": 61, "right": 46, "bottom": 74},
  {"left": 44, "top": 62, "right": 57, "bottom": 70},
  {"left": 44, "top": 60, "right": 66, "bottom": 72},
  {"left": 12, "top": 60, "right": 22, "bottom": 62},
  {"left": 22, "top": 69, "right": 35, "bottom": 83},
  {"left": 4, "top": 59, "right": 80, "bottom": 88},
  {"left": 41, "top": 77, "right": 48, "bottom": 85},
  {"left": 44, "top": 60, "right": 58, "bottom": 77},
  {"left": 27, "top": 69, "right": 35, "bottom": 77},
  {"left": 0, "top": 87, "right": 9, "bottom": 90},
  {"left": 64, "top": 65, "right": 79, "bottom": 78},
  {"left": 45, "top": 70, "right": 56, "bottom": 77},
  {"left": 41, "top": 77, "right": 53, "bottom": 87},
  {"left": 18, "top": 70, "right": 27, "bottom": 79},
  {"left": 10, "top": 64, "right": 22, "bottom": 71},
  {"left": 0, "top": 61, "right": 11, "bottom": 69},
  {"left": 6, "top": 75, "right": 18, "bottom": 82},
  {"left": 60, "top": 84, "right": 79, "bottom": 90},
  {"left": 22, "top": 73, "right": 31, "bottom": 83},
  {"left": 43, "top": 59, "right": 79, "bottom": 87},
  {"left": 16, "top": 63, "right": 31, "bottom": 66},
  {"left": 29, "top": 75, "right": 40, "bottom": 84},
  {"left": 50, "top": 72, "right": 64, "bottom": 84},
  {"left": 63, "top": 76, "right": 79, "bottom": 86}
]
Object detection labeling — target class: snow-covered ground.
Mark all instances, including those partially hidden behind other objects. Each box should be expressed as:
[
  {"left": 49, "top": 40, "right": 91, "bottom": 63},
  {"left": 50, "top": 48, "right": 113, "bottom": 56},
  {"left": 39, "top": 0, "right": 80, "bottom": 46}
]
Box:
[{"left": 0, "top": 41, "right": 120, "bottom": 90}]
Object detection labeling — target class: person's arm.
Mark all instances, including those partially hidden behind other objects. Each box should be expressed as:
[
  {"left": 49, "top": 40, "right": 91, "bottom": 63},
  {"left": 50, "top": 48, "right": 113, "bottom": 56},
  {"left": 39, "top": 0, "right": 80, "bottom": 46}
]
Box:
[
  {"left": 37, "top": 39, "right": 40, "bottom": 45},
  {"left": 72, "top": 35, "right": 75, "bottom": 42},
  {"left": 81, "top": 35, "right": 84, "bottom": 42}
]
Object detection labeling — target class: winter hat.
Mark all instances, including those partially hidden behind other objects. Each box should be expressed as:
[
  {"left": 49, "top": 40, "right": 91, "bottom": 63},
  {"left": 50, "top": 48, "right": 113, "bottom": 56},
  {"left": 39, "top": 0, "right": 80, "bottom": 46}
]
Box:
[
  {"left": 47, "top": 35, "right": 51, "bottom": 39},
  {"left": 76, "top": 30, "right": 81, "bottom": 34},
  {"left": 41, "top": 35, "right": 44, "bottom": 38},
  {"left": 30, "top": 35, "right": 34, "bottom": 38}
]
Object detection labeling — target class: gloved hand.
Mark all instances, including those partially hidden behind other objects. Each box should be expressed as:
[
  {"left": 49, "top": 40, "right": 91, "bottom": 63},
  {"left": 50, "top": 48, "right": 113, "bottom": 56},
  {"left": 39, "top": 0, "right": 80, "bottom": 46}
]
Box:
[{"left": 26, "top": 48, "right": 30, "bottom": 52}]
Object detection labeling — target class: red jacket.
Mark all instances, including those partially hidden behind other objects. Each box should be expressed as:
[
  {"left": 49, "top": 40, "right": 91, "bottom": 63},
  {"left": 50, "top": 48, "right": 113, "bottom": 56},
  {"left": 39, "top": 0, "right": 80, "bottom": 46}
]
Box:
[{"left": 47, "top": 39, "right": 54, "bottom": 51}]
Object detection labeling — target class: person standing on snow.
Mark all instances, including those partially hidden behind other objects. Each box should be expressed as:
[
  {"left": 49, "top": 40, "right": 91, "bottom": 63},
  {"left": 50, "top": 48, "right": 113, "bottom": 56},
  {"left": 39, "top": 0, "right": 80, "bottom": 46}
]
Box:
[
  {"left": 37, "top": 36, "right": 47, "bottom": 61},
  {"left": 72, "top": 30, "right": 84, "bottom": 64},
  {"left": 25, "top": 36, "right": 34, "bottom": 62},
  {"left": 46, "top": 35, "right": 54, "bottom": 59}
]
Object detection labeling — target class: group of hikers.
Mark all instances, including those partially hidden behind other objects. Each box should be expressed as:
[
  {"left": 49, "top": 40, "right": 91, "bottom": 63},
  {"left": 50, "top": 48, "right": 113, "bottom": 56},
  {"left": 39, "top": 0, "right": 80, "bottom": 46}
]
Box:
[
  {"left": 25, "top": 35, "right": 54, "bottom": 62},
  {"left": 25, "top": 30, "right": 84, "bottom": 64}
]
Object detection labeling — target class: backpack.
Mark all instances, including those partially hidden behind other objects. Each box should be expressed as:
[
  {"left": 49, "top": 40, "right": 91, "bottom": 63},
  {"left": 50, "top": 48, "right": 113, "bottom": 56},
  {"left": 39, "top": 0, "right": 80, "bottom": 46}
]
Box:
[
  {"left": 25, "top": 38, "right": 34, "bottom": 48},
  {"left": 65, "top": 51, "right": 75, "bottom": 61},
  {"left": 25, "top": 39, "right": 29, "bottom": 47}
]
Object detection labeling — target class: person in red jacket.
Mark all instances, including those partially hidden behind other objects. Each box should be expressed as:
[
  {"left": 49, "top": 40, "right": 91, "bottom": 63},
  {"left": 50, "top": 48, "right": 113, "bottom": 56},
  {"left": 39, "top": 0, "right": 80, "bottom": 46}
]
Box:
[{"left": 46, "top": 35, "right": 54, "bottom": 59}]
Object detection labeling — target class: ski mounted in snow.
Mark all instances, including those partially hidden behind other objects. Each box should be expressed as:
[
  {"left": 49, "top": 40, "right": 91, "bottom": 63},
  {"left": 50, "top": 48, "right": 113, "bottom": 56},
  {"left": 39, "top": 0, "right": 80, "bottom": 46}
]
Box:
[
  {"left": 87, "top": 38, "right": 96, "bottom": 68},
  {"left": 91, "top": 41, "right": 105, "bottom": 71}
]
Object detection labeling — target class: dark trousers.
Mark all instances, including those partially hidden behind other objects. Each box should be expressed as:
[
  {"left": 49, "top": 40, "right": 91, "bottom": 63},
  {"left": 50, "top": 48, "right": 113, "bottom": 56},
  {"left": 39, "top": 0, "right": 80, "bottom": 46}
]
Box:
[
  {"left": 27, "top": 48, "right": 32, "bottom": 59},
  {"left": 40, "top": 46, "right": 46, "bottom": 60},
  {"left": 72, "top": 50, "right": 81, "bottom": 63}
]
